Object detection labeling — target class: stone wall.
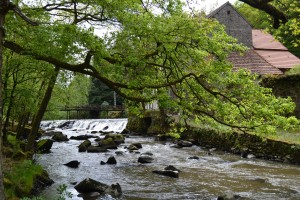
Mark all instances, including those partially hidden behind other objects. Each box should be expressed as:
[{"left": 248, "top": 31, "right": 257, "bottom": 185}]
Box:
[
  {"left": 187, "top": 128, "right": 300, "bottom": 165},
  {"left": 209, "top": 3, "right": 252, "bottom": 47},
  {"left": 126, "top": 112, "right": 300, "bottom": 164},
  {"left": 126, "top": 111, "right": 170, "bottom": 135},
  {"left": 261, "top": 74, "right": 300, "bottom": 118}
]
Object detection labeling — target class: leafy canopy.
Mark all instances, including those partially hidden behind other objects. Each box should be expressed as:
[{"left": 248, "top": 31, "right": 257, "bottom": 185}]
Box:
[
  {"left": 3, "top": 0, "right": 299, "bottom": 134},
  {"left": 235, "top": 0, "right": 300, "bottom": 57}
]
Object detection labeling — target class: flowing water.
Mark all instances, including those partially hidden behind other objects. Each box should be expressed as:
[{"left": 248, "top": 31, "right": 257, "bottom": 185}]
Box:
[{"left": 38, "top": 119, "right": 300, "bottom": 200}]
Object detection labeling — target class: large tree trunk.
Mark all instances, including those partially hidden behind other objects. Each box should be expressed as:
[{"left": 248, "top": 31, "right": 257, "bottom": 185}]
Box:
[
  {"left": 0, "top": 0, "right": 9, "bottom": 199},
  {"left": 2, "top": 83, "right": 17, "bottom": 142},
  {"left": 16, "top": 112, "right": 30, "bottom": 140},
  {"left": 26, "top": 66, "right": 60, "bottom": 152}
]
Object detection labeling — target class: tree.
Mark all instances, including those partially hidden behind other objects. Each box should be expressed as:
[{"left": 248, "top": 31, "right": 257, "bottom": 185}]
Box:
[
  {"left": 238, "top": 0, "right": 287, "bottom": 29},
  {"left": 26, "top": 66, "right": 60, "bottom": 151},
  {"left": 2, "top": 0, "right": 298, "bottom": 133},
  {"left": 236, "top": 0, "right": 300, "bottom": 56},
  {"left": 44, "top": 72, "right": 91, "bottom": 120},
  {"left": 0, "top": 1, "right": 299, "bottom": 197},
  {"left": 88, "top": 77, "right": 123, "bottom": 118}
]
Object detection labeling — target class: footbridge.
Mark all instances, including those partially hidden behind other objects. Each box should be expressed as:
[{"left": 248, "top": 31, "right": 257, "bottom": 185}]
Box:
[{"left": 54, "top": 105, "right": 126, "bottom": 119}]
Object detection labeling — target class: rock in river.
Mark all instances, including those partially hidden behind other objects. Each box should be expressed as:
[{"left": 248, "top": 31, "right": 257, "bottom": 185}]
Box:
[
  {"left": 138, "top": 156, "right": 153, "bottom": 164},
  {"left": 78, "top": 140, "right": 92, "bottom": 152},
  {"left": 152, "top": 170, "right": 179, "bottom": 178},
  {"left": 37, "top": 139, "right": 54, "bottom": 153},
  {"left": 74, "top": 178, "right": 122, "bottom": 198},
  {"left": 63, "top": 160, "right": 80, "bottom": 168},
  {"left": 177, "top": 140, "right": 193, "bottom": 147},
  {"left": 51, "top": 132, "right": 69, "bottom": 142},
  {"left": 106, "top": 156, "right": 117, "bottom": 165}
]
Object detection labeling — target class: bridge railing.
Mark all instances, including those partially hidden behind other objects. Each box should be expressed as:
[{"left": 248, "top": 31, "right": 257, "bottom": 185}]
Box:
[{"left": 56, "top": 105, "right": 125, "bottom": 111}]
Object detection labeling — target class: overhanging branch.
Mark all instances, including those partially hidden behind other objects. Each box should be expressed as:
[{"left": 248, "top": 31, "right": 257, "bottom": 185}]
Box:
[{"left": 239, "top": 0, "right": 287, "bottom": 28}]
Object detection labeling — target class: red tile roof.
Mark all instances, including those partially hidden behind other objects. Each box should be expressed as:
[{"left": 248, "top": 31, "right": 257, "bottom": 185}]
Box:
[
  {"left": 252, "top": 30, "right": 287, "bottom": 50},
  {"left": 228, "top": 50, "right": 283, "bottom": 75},
  {"left": 252, "top": 30, "right": 300, "bottom": 70}
]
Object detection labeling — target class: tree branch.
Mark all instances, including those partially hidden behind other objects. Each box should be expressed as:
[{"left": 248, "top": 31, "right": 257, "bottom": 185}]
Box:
[
  {"left": 239, "top": 0, "right": 287, "bottom": 28},
  {"left": 8, "top": 3, "right": 38, "bottom": 26}
]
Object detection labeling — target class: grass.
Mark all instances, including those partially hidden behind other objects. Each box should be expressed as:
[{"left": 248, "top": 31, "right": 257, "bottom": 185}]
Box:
[
  {"left": 267, "top": 130, "right": 300, "bottom": 144},
  {"left": 184, "top": 118, "right": 300, "bottom": 145}
]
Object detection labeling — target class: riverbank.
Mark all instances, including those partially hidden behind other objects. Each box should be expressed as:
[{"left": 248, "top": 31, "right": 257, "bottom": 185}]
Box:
[
  {"left": 185, "top": 128, "right": 300, "bottom": 165},
  {"left": 127, "top": 112, "right": 300, "bottom": 165},
  {"left": 37, "top": 120, "right": 300, "bottom": 199},
  {"left": 3, "top": 133, "right": 54, "bottom": 199}
]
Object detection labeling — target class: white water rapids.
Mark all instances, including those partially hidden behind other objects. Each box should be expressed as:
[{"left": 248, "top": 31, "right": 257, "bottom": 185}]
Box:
[{"left": 37, "top": 119, "right": 300, "bottom": 200}]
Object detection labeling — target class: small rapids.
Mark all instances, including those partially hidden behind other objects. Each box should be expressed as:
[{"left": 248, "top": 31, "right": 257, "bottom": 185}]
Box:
[{"left": 38, "top": 119, "right": 300, "bottom": 200}]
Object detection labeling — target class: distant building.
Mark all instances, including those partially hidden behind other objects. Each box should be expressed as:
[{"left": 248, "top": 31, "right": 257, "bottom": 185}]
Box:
[{"left": 208, "top": 2, "right": 300, "bottom": 75}]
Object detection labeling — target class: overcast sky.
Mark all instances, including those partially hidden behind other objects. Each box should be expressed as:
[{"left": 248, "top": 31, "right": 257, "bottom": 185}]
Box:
[{"left": 194, "top": 0, "right": 238, "bottom": 13}]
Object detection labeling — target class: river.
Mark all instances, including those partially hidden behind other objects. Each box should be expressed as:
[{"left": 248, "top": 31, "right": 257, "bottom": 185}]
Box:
[{"left": 37, "top": 119, "right": 300, "bottom": 200}]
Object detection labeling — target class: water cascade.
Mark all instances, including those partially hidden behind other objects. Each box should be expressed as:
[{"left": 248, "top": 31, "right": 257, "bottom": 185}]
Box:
[{"left": 38, "top": 119, "right": 300, "bottom": 200}]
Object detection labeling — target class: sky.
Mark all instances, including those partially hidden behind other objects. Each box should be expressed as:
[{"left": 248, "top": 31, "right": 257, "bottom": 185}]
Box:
[{"left": 194, "top": 0, "right": 238, "bottom": 13}]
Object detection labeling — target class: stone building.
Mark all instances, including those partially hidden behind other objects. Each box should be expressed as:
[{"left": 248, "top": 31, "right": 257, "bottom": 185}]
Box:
[{"left": 208, "top": 2, "right": 300, "bottom": 75}]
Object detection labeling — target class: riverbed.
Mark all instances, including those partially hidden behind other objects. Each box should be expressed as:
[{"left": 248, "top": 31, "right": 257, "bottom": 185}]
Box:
[{"left": 37, "top": 119, "right": 300, "bottom": 200}]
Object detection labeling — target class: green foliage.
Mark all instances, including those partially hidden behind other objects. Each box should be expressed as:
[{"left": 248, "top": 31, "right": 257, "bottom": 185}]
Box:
[
  {"left": 43, "top": 73, "right": 91, "bottom": 120},
  {"left": 4, "top": 160, "right": 43, "bottom": 198},
  {"left": 167, "top": 122, "right": 185, "bottom": 139},
  {"left": 235, "top": 0, "right": 300, "bottom": 57},
  {"left": 2, "top": 0, "right": 299, "bottom": 136},
  {"left": 19, "top": 184, "right": 73, "bottom": 200},
  {"left": 234, "top": 2, "right": 272, "bottom": 29},
  {"left": 56, "top": 184, "right": 73, "bottom": 200},
  {"left": 285, "top": 65, "right": 300, "bottom": 75},
  {"left": 88, "top": 77, "right": 123, "bottom": 106}
]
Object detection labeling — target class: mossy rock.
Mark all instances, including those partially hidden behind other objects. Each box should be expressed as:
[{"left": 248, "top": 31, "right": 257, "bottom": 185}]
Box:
[
  {"left": 104, "top": 134, "right": 125, "bottom": 143},
  {"left": 100, "top": 138, "right": 118, "bottom": 149},
  {"left": 102, "top": 138, "right": 115, "bottom": 146},
  {"left": 37, "top": 139, "right": 54, "bottom": 153},
  {"left": 78, "top": 140, "right": 92, "bottom": 152}
]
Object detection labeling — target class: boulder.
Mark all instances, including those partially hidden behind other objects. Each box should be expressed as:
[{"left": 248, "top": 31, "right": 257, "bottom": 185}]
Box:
[
  {"left": 152, "top": 170, "right": 179, "bottom": 178},
  {"left": 188, "top": 156, "right": 199, "bottom": 160},
  {"left": 106, "top": 156, "right": 117, "bottom": 165},
  {"left": 70, "top": 135, "right": 98, "bottom": 140},
  {"left": 52, "top": 132, "right": 69, "bottom": 142},
  {"left": 91, "top": 131, "right": 98, "bottom": 134},
  {"left": 141, "top": 152, "right": 153, "bottom": 156},
  {"left": 74, "top": 178, "right": 122, "bottom": 198},
  {"left": 37, "top": 139, "right": 54, "bottom": 153},
  {"left": 177, "top": 140, "right": 193, "bottom": 147},
  {"left": 87, "top": 146, "right": 108, "bottom": 153},
  {"left": 98, "top": 138, "right": 118, "bottom": 149},
  {"left": 170, "top": 144, "right": 182, "bottom": 149},
  {"left": 43, "top": 130, "right": 62, "bottom": 137},
  {"left": 100, "top": 161, "right": 106, "bottom": 165},
  {"left": 78, "top": 140, "right": 92, "bottom": 152},
  {"left": 64, "top": 160, "right": 80, "bottom": 168},
  {"left": 131, "top": 143, "right": 142, "bottom": 149},
  {"left": 104, "top": 134, "right": 125, "bottom": 144},
  {"left": 128, "top": 144, "right": 139, "bottom": 151},
  {"left": 138, "top": 156, "right": 153, "bottom": 164},
  {"left": 164, "top": 165, "right": 181, "bottom": 172},
  {"left": 115, "top": 151, "right": 124, "bottom": 155}
]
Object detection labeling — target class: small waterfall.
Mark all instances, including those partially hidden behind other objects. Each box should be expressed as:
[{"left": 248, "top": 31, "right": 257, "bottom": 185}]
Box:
[{"left": 40, "top": 118, "right": 128, "bottom": 133}]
